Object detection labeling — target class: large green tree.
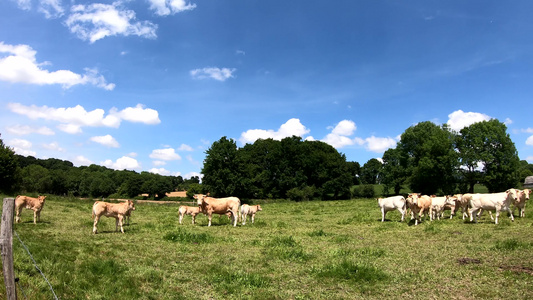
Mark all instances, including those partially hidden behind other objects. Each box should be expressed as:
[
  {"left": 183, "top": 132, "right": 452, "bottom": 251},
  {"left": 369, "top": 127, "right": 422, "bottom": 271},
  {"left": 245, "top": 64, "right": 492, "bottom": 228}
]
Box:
[
  {"left": 202, "top": 136, "right": 242, "bottom": 197},
  {"left": 360, "top": 158, "right": 383, "bottom": 185},
  {"left": 0, "top": 135, "right": 19, "bottom": 193},
  {"left": 458, "top": 119, "right": 520, "bottom": 192},
  {"left": 397, "top": 121, "right": 459, "bottom": 195},
  {"left": 380, "top": 147, "right": 406, "bottom": 195}
]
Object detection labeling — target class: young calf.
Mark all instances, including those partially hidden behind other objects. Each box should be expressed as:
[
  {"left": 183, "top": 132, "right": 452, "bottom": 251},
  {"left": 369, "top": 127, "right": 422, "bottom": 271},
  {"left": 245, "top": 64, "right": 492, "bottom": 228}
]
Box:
[
  {"left": 92, "top": 200, "right": 136, "bottom": 234},
  {"left": 240, "top": 204, "right": 263, "bottom": 225},
  {"left": 178, "top": 205, "right": 202, "bottom": 224},
  {"left": 14, "top": 195, "right": 47, "bottom": 224}
]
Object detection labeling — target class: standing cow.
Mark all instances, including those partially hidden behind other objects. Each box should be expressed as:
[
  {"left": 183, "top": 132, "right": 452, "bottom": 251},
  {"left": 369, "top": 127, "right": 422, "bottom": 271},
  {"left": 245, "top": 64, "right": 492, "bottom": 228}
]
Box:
[
  {"left": 377, "top": 196, "right": 406, "bottom": 222},
  {"left": 240, "top": 204, "right": 262, "bottom": 225},
  {"left": 178, "top": 205, "right": 202, "bottom": 225},
  {"left": 14, "top": 195, "right": 47, "bottom": 224},
  {"left": 194, "top": 194, "right": 240, "bottom": 227},
  {"left": 406, "top": 193, "right": 432, "bottom": 225},
  {"left": 465, "top": 189, "right": 519, "bottom": 224},
  {"left": 513, "top": 189, "right": 530, "bottom": 218},
  {"left": 92, "top": 200, "right": 136, "bottom": 234}
]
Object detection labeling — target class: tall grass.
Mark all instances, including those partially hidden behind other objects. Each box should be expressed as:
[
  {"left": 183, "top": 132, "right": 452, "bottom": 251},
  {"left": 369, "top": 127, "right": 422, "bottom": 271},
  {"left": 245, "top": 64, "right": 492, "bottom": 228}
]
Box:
[{"left": 1, "top": 195, "right": 533, "bottom": 299}]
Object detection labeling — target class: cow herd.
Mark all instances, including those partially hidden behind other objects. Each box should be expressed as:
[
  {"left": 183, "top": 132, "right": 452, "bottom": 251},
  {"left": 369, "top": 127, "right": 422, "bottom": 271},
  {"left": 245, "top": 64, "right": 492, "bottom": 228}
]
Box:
[
  {"left": 12, "top": 193, "right": 263, "bottom": 234},
  {"left": 377, "top": 188, "right": 531, "bottom": 225}
]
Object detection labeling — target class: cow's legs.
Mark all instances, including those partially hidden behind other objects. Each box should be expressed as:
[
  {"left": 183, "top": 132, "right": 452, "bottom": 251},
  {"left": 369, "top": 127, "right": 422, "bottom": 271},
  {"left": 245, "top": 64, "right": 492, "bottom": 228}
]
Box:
[
  {"left": 381, "top": 208, "right": 386, "bottom": 222},
  {"left": 399, "top": 208, "right": 405, "bottom": 222},
  {"left": 251, "top": 213, "right": 256, "bottom": 224},
  {"left": 179, "top": 213, "right": 183, "bottom": 225},
  {"left": 208, "top": 213, "right": 212, "bottom": 226},
  {"left": 117, "top": 216, "right": 124, "bottom": 233},
  {"left": 15, "top": 206, "right": 22, "bottom": 223},
  {"left": 93, "top": 216, "right": 100, "bottom": 234},
  {"left": 36, "top": 210, "right": 41, "bottom": 223},
  {"left": 242, "top": 213, "right": 246, "bottom": 225},
  {"left": 232, "top": 211, "right": 238, "bottom": 227},
  {"left": 192, "top": 214, "right": 196, "bottom": 225}
]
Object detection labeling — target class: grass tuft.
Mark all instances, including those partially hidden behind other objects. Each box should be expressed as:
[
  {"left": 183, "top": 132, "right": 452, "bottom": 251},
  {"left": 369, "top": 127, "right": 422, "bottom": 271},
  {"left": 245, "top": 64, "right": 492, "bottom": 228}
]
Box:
[
  {"left": 313, "top": 260, "right": 388, "bottom": 283},
  {"left": 163, "top": 228, "right": 214, "bottom": 244}
]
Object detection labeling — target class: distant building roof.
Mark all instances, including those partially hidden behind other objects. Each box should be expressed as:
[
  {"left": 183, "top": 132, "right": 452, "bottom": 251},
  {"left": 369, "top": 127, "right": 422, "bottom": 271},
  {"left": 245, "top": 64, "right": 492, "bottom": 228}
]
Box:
[{"left": 525, "top": 176, "right": 533, "bottom": 188}]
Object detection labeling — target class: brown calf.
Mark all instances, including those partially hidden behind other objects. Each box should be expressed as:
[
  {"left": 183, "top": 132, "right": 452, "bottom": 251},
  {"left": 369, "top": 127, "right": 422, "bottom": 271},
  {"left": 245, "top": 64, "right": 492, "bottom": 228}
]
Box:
[
  {"left": 92, "top": 200, "right": 136, "bottom": 234},
  {"left": 15, "top": 195, "right": 46, "bottom": 224},
  {"left": 178, "top": 205, "right": 202, "bottom": 224},
  {"left": 194, "top": 194, "right": 240, "bottom": 227}
]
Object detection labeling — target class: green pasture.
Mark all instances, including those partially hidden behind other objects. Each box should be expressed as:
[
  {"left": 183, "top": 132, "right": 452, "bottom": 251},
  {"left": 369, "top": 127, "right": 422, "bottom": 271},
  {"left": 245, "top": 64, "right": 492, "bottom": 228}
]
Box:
[{"left": 1, "top": 195, "right": 533, "bottom": 299}]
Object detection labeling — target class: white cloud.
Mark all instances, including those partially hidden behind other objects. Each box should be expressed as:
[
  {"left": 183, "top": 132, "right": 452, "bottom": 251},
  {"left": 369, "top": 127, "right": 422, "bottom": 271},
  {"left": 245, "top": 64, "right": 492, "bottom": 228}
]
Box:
[
  {"left": 0, "top": 42, "right": 115, "bottom": 89},
  {"left": 239, "top": 118, "right": 310, "bottom": 145},
  {"left": 526, "top": 135, "right": 533, "bottom": 146},
  {"left": 101, "top": 156, "right": 141, "bottom": 170},
  {"left": 73, "top": 155, "right": 93, "bottom": 166},
  {"left": 153, "top": 160, "right": 166, "bottom": 166},
  {"left": 522, "top": 128, "right": 533, "bottom": 134},
  {"left": 321, "top": 120, "right": 358, "bottom": 149},
  {"left": 447, "top": 110, "right": 490, "bottom": 131},
  {"left": 6, "top": 125, "right": 55, "bottom": 136},
  {"left": 149, "top": 148, "right": 181, "bottom": 160},
  {"left": 184, "top": 171, "right": 201, "bottom": 179},
  {"left": 90, "top": 134, "right": 120, "bottom": 148},
  {"left": 111, "top": 104, "right": 161, "bottom": 125},
  {"left": 504, "top": 118, "right": 513, "bottom": 126},
  {"left": 527, "top": 156, "right": 533, "bottom": 163},
  {"left": 13, "top": 0, "right": 31, "bottom": 10},
  {"left": 178, "top": 144, "right": 193, "bottom": 151},
  {"left": 364, "top": 136, "right": 397, "bottom": 153},
  {"left": 38, "top": 0, "right": 65, "bottom": 19},
  {"left": 126, "top": 152, "right": 138, "bottom": 157},
  {"left": 42, "top": 142, "right": 65, "bottom": 152},
  {"left": 148, "top": 0, "right": 196, "bottom": 16},
  {"left": 190, "top": 67, "right": 236, "bottom": 81},
  {"left": 65, "top": 2, "right": 158, "bottom": 43},
  {"left": 7, "top": 138, "right": 36, "bottom": 156},
  {"left": 8, "top": 103, "right": 160, "bottom": 134}
]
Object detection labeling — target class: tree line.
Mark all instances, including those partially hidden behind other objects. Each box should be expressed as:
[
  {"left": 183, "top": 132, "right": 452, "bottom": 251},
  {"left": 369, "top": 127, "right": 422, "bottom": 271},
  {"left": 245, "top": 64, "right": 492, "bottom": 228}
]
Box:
[{"left": 1, "top": 118, "right": 532, "bottom": 200}]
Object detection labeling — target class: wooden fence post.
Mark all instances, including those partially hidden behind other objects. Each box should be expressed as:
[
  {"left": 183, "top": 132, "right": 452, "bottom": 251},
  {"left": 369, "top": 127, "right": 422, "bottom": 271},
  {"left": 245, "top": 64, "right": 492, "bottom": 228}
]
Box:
[{"left": 1, "top": 198, "right": 17, "bottom": 300}]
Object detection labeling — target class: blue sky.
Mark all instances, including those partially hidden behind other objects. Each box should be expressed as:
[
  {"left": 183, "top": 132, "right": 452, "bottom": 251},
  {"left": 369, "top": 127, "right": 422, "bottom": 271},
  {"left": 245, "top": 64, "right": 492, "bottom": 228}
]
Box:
[{"left": 1, "top": 0, "right": 532, "bottom": 179}]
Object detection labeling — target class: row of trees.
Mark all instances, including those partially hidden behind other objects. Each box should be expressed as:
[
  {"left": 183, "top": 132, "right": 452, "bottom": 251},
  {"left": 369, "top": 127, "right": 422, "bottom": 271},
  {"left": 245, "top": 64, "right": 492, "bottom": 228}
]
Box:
[
  {"left": 1, "top": 118, "right": 532, "bottom": 200},
  {"left": 0, "top": 136, "right": 199, "bottom": 199}
]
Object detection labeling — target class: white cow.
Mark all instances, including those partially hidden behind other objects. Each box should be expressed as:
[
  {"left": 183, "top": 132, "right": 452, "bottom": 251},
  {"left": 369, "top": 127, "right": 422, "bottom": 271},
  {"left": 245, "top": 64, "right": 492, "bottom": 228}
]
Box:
[
  {"left": 240, "top": 204, "right": 262, "bottom": 225},
  {"left": 465, "top": 189, "right": 519, "bottom": 224},
  {"left": 429, "top": 195, "right": 449, "bottom": 221},
  {"left": 448, "top": 194, "right": 468, "bottom": 220},
  {"left": 377, "top": 196, "right": 406, "bottom": 222},
  {"left": 513, "top": 189, "right": 530, "bottom": 217}
]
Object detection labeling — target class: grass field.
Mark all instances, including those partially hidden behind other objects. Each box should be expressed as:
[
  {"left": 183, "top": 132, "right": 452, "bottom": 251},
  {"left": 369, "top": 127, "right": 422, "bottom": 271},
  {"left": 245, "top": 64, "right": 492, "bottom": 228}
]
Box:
[{"left": 1, "top": 195, "right": 533, "bottom": 299}]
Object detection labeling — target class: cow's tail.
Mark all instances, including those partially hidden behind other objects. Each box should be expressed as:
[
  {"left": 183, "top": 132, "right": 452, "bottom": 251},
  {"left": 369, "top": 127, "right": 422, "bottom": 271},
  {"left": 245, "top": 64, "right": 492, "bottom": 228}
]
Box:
[{"left": 92, "top": 202, "right": 99, "bottom": 219}]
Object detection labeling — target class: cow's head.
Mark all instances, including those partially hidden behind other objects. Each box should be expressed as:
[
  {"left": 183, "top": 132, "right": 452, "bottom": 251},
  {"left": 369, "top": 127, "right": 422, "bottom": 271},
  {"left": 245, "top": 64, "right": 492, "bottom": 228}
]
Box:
[
  {"left": 406, "top": 193, "right": 419, "bottom": 205},
  {"left": 127, "top": 200, "right": 136, "bottom": 211},
  {"left": 521, "top": 189, "right": 531, "bottom": 201},
  {"left": 506, "top": 189, "right": 520, "bottom": 203},
  {"left": 256, "top": 205, "right": 263, "bottom": 211},
  {"left": 38, "top": 195, "right": 46, "bottom": 203},
  {"left": 194, "top": 194, "right": 206, "bottom": 206}
]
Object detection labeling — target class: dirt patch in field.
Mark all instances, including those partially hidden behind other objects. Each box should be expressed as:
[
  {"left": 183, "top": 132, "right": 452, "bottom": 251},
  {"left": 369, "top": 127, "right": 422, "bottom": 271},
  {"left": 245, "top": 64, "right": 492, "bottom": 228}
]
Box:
[
  {"left": 499, "top": 265, "right": 533, "bottom": 276},
  {"left": 457, "top": 258, "right": 481, "bottom": 265}
]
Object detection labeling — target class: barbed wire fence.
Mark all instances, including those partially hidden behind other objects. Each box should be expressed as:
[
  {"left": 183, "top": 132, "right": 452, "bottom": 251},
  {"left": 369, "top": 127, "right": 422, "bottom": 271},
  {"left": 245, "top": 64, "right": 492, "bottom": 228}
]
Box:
[{"left": 14, "top": 230, "right": 59, "bottom": 300}]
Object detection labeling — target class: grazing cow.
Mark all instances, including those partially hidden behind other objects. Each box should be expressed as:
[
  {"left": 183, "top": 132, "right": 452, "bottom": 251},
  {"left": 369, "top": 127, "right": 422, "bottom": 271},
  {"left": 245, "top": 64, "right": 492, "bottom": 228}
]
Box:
[
  {"left": 429, "top": 195, "right": 449, "bottom": 221},
  {"left": 240, "top": 204, "right": 263, "bottom": 225},
  {"left": 513, "top": 189, "right": 530, "bottom": 218},
  {"left": 92, "top": 200, "right": 136, "bottom": 234},
  {"left": 377, "top": 196, "right": 406, "bottom": 222},
  {"left": 406, "top": 193, "right": 432, "bottom": 225},
  {"left": 194, "top": 194, "right": 240, "bottom": 227},
  {"left": 14, "top": 195, "right": 46, "bottom": 224},
  {"left": 178, "top": 205, "right": 202, "bottom": 225},
  {"left": 465, "top": 189, "right": 519, "bottom": 224}
]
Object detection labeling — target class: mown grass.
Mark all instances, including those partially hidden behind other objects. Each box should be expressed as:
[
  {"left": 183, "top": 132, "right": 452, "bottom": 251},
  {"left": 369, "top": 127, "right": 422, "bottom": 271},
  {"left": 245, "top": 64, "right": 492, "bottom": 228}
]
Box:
[{"left": 1, "top": 195, "right": 533, "bottom": 299}]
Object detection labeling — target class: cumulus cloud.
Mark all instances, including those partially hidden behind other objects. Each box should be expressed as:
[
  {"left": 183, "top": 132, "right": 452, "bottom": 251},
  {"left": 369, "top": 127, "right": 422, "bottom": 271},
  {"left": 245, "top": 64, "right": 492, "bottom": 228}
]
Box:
[
  {"left": 7, "top": 138, "right": 36, "bottom": 156},
  {"left": 6, "top": 125, "right": 55, "bottom": 136},
  {"left": 101, "top": 156, "right": 141, "bottom": 170},
  {"left": 65, "top": 2, "right": 158, "bottom": 43},
  {"left": 42, "top": 142, "right": 65, "bottom": 152},
  {"left": 447, "top": 110, "right": 491, "bottom": 131},
  {"left": 364, "top": 136, "right": 397, "bottom": 153},
  {"left": 152, "top": 160, "right": 166, "bottom": 166},
  {"left": 178, "top": 144, "right": 194, "bottom": 151},
  {"left": 90, "top": 134, "right": 120, "bottom": 148},
  {"left": 0, "top": 42, "right": 115, "bottom": 89},
  {"left": 522, "top": 128, "right": 533, "bottom": 134},
  {"left": 239, "top": 118, "right": 310, "bottom": 145},
  {"left": 149, "top": 148, "right": 181, "bottom": 160},
  {"left": 39, "top": 0, "right": 65, "bottom": 18},
  {"left": 73, "top": 155, "right": 93, "bottom": 166},
  {"left": 148, "top": 0, "right": 196, "bottom": 16},
  {"left": 527, "top": 135, "right": 533, "bottom": 146},
  {"left": 7, "top": 103, "right": 160, "bottom": 134},
  {"left": 321, "top": 120, "right": 358, "bottom": 149},
  {"left": 190, "top": 67, "right": 236, "bottom": 81}
]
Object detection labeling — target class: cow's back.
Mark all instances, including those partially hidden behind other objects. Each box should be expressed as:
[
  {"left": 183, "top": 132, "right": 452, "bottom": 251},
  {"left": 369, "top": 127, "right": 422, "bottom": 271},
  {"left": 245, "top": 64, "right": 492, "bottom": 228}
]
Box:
[{"left": 379, "top": 196, "right": 405, "bottom": 210}]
